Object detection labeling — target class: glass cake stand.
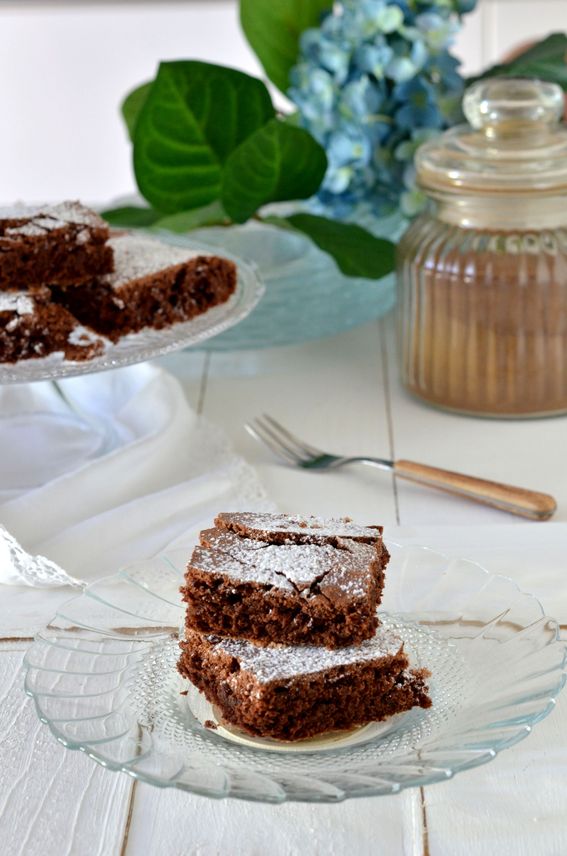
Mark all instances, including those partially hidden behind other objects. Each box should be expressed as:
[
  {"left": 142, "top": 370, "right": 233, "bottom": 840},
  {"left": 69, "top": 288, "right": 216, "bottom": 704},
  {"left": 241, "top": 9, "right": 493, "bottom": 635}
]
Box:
[
  {"left": 23, "top": 543, "right": 566, "bottom": 804},
  {"left": 0, "top": 236, "right": 264, "bottom": 495},
  {"left": 0, "top": 235, "right": 264, "bottom": 384}
]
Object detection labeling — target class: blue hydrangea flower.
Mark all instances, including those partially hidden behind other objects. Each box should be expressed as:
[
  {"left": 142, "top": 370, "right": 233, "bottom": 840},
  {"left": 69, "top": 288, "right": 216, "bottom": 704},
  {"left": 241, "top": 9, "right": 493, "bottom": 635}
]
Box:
[
  {"left": 328, "top": 127, "right": 373, "bottom": 168},
  {"left": 394, "top": 128, "right": 439, "bottom": 161},
  {"left": 355, "top": 42, "right": 394, "bottom": 78},
  {"left": 288, "top": 0, "right": 477, "bottom": 218},
  {"left": 339, "top": 75, "right": 384, "bottom": 120},
  {"left": 415, "top": 13, "right": 460, "bottom": 52},
  {"left": 393, "top": 78, "right": 444, "bottom": 129}
]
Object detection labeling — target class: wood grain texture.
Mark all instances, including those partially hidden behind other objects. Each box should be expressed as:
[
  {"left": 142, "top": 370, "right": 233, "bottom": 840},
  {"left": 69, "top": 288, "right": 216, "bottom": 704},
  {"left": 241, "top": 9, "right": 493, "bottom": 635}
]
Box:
[
  {"left": 394, "top": 460, "right": 557, "bottom": 520},
  {"left": 424, "top": 691, "right": 567, "bottom": 856},
  {"left": 3, "top": 316, "right": 567, "bottom": 855},
  {"left": 200, "top": 322, "right": 399, "bottom": 524},
  {"left": 122, "top": 323, "right": 422, "bottom": 855},
  {"left": 385, "top": 316, "right": 567, "bottom": 855},
  {"left": 0, "top": 586, "right": 78, "bottom": 640},
  {"left": 0, "top": 650, "right": 132, "bottom": 856},
  {"left": 125, "top": 785, "right": 424, "bottom": 856}
]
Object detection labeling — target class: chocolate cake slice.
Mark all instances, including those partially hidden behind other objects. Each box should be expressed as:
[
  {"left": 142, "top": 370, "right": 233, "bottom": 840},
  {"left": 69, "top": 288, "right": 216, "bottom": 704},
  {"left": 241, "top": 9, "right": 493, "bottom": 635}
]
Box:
[
  {"left": 181, "top": 514, "right": 389, "bottom": 648},
  {"left": 53, "top": 233, "right": 237, "bottom": 342},
  {"left": 178, "top": 626, "right": 431, "bottom": 741},
  {"left": 0, "top": 287, "right": 105, "bottom": 363},
  {"left": 0, "top": 201, "right": 113, "bottom": 290}
]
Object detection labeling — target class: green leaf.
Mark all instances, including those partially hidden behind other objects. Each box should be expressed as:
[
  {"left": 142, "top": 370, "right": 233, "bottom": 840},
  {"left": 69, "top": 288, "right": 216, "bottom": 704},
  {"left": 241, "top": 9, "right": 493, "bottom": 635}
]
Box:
[
  {"left": 266, "top": 213, "right": 396, "bottom": 279},
  {"left": 471, "top": 33, "right": 567, "bottom": 90},
  {"left": 153, "top": 201, "right": 229, "bottom": 233},
  {"left": 500, "top": 32, "right": 567, "bottom": 66},
  {"left": 515, "top": 61, "right": 567, "bottom": 90},
  {"left": 100, "top": 205, "right": 163, "bottom": 228},
  {"left": 240, "top": 0, "right": 332, "bottom": 93},
  {"left": 133, "top": 61, "right": 275, "bottom": 213},
  {"left": 221, "top": 120, "right": 327, "bottom": 223},
  {"left": 121, "top": 82, "right": 152, "bottom": 141}
]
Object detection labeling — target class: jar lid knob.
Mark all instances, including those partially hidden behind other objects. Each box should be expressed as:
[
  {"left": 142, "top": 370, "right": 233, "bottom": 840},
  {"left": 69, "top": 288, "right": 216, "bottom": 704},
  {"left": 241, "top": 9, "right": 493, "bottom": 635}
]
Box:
[{"left": 463, "top": 78, "right": 564, "bottom": 137}]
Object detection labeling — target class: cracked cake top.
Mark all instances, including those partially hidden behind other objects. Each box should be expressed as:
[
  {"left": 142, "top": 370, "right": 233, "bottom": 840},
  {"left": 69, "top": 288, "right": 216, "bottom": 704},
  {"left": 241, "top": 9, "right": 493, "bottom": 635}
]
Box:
[
  {"left": 197, "top": 626, "right": 405, "bottom": 684},
  {"left": 214, "top": 511, "right": 383, "bottom": 545},
  {"left": 182, "top": 512, "right": 389, "bottom": 648},
  {"left": 190, "top": 531, "right": 377, "bottom": 599}
]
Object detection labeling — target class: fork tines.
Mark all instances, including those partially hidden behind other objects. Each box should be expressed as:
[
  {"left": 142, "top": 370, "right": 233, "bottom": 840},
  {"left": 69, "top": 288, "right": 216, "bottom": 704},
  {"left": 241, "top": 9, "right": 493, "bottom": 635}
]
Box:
[{"left": 245, "top": 415, "right": 321, "bottom": 465}]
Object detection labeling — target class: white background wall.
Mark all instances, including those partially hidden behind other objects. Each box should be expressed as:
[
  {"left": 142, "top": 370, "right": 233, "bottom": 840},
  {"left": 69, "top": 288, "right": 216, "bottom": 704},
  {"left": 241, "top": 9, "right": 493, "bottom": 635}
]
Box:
[{"left": 0, "top": 0, "right": 565, "bottom": 205}]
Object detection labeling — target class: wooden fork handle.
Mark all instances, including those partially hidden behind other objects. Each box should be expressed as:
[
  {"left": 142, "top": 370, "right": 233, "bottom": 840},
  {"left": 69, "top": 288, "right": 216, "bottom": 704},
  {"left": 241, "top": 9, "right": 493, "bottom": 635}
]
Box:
[{"left": 394, "top": 459, "right": 557, "bottom": 521}]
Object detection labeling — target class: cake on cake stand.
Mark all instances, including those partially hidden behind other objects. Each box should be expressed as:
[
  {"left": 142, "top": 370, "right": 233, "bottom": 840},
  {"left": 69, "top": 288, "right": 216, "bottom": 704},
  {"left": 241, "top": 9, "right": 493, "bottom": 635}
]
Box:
[{"left": 0, "top": 236, "right": 263, "bottom": 498}]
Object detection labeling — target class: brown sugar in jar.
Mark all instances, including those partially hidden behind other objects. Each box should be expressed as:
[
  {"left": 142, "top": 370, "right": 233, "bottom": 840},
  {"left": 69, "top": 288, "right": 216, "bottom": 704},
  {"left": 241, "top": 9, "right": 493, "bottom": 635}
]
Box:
[{"left": 397, "top": 78, "right": 567, "bottom": 417}]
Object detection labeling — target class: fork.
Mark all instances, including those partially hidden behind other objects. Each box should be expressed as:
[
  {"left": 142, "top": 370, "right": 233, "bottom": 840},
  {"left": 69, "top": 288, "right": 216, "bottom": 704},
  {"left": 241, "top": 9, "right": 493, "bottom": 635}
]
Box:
[{"left": 245, "top": 414, "right": 557, "bottom": 521}]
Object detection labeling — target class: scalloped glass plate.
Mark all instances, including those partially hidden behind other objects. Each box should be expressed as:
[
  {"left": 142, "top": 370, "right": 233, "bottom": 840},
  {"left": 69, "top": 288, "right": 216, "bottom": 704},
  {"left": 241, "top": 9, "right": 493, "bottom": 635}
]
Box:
[
  {"left": 0, "top": 235, "right": 264, "bottom": 384},
  {"left": 24, "top": 543, "right": 566, "bottom": 803}
]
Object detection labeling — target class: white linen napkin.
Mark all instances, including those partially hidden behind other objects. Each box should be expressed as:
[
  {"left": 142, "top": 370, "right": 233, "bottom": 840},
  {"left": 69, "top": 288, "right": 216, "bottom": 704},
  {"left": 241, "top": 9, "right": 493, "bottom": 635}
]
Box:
[{"left": 0, "top": 363, "right": 274, "bottom": 584}]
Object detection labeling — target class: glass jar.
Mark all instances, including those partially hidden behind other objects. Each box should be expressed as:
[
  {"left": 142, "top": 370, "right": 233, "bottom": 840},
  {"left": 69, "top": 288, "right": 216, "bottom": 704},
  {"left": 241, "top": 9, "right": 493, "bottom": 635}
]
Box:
[{"left": 397, "top": 78, "right": 567, "bottom": 417}]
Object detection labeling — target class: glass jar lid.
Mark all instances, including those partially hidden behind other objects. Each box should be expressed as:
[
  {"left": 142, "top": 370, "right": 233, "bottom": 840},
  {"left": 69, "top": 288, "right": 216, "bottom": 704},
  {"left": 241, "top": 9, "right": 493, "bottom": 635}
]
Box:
[{"left": 416, "top": 78, "right": 567, "bottom": 196}]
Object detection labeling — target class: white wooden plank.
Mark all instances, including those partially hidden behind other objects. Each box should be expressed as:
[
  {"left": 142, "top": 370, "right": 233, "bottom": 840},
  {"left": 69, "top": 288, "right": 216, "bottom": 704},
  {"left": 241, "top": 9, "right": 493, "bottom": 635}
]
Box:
[
  {"left": 0, "top": 586, "right": 79, "bottom": 640},
  {"left": 382, "top": 323, "right": 567, "bottom": 525},
  {"left": 121, "top": 324, "right": 421, "bottom": 856},
  {"left": 0, "top": 649, "right": 132, "bottom": 856},
  {"left": 125, "top": 785, "right": 423, "bottom": 856},
  {"left": 424, "top": 683, "right": 567, "bottom": 856},
  {"left": 9, "top": 313, "right": 567, "bottom": 856},
  {"left": 384, "top": 303, "right": 567, "bottom": 856},
  {"left": 198, "top": 322, "right": 398, "bottom": 524}
]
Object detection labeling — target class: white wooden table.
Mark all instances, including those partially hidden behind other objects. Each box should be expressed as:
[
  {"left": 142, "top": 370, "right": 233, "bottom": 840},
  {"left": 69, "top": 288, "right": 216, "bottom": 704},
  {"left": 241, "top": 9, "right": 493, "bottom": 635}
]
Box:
[{"left": 2, "top": 319, "right": 566, "bottom": 856}]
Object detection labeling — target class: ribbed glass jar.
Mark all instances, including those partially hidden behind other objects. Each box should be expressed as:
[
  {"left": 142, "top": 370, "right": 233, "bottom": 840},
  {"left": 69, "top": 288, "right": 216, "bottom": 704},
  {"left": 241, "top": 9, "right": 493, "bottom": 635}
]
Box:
[
  {"left": 397, "top": 78, "right": 567, "bottom": 417},
  {"left": 398, "top": 213, "right": 567, "bottom": 416}
]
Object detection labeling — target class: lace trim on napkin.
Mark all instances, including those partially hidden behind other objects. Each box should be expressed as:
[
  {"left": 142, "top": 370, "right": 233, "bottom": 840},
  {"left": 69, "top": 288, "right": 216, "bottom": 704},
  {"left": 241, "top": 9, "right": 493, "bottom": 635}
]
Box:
[
  {"left": 0, "top": 418, "right": 275, "bottom": 589},
  {"left": 0, "top": 525, "right": 84, "bottom": 588}
]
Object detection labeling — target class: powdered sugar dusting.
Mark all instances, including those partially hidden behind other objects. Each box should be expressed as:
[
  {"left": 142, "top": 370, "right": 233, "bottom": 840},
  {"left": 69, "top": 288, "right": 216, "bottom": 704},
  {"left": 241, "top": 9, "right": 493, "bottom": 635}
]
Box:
[
  {"left": 210, "top": 627, "right": 403, "bottom": 683},
  {"left": 191, "top": 539, "right": 375, "bottom": 595},
  {"left": 0, "top": 293, "right": 35, "bottom": 314},
  {"left": 66, "top": 324, "right": 105, "bottom": 348},
  {"left": 105, "top": 234, "right": 201, "bottom": 290},
  {"left": 0, "top": 201, "right": 105, "bottom": 238},
  {"left": 218, "top": 512, "right": 381, "bottom": 542},
  {"left": 191, "top": 546, "right": 294, "bottom": 591}
]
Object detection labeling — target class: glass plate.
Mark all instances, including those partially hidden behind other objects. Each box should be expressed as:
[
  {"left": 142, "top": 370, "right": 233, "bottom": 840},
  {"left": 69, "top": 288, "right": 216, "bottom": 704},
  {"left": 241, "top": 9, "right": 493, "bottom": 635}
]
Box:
[
  {"left": 185, "top": 222, "right": 396, "bottom": 351},
  {"left": 24, "top": 543, "right": 566, "bottom": 804},
  {"left": 0, "top": 236, "right": 264, "bottom": 384}
]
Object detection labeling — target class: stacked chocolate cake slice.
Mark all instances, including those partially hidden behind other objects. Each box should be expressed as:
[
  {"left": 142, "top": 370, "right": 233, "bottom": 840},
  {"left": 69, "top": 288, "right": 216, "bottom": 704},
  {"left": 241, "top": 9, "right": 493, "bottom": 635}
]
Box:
[
  {"left": 0, "top": 202, "right": 114, "bottom": 362},
  {"left": 178, "top": 512, "right": 431, "bottom": 741},
  {"left": 0, "top": 201, "right": 237, "bottom": 363}
]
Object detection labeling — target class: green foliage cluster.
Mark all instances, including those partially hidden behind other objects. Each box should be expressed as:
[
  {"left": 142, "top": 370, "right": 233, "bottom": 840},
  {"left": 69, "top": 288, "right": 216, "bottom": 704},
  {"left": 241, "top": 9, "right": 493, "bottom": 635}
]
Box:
[{"left": 104, "top": 0, "right": 567, "bottom": 279}]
